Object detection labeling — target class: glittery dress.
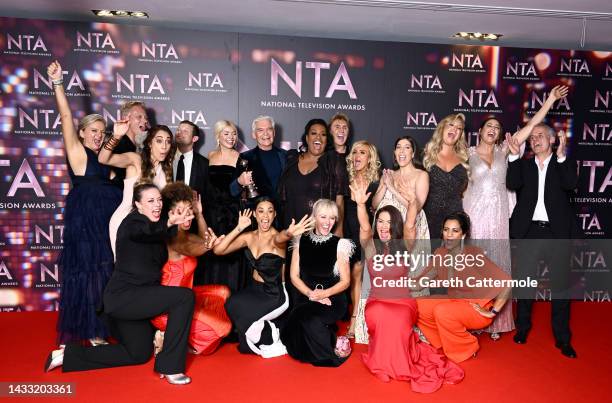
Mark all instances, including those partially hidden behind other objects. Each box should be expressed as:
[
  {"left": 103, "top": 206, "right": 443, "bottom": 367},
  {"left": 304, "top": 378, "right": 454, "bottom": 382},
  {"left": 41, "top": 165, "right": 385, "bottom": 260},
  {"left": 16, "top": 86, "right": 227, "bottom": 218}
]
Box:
[{"left": 462, "top": 146, "right": 514, "bottom": 333}]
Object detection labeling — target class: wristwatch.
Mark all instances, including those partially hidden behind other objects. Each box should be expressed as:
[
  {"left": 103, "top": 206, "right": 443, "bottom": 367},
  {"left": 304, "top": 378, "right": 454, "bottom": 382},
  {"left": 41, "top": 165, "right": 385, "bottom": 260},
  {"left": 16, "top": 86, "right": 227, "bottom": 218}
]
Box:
[{"left": 490, "top": 307, "right": 499, "bottom": 315}]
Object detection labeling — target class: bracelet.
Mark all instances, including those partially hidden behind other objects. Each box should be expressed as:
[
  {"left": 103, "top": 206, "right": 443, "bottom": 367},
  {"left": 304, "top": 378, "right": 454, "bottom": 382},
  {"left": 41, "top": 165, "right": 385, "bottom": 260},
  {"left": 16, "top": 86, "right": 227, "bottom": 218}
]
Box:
[
  {"left": 103, "top": 136, "right": 120, "bottom": 151},
  {"left": 490, "top": 308, "right": 499, "bottom": 315},
  {"left": 51, "top": 78, "right": 63, "bottom": 86}
]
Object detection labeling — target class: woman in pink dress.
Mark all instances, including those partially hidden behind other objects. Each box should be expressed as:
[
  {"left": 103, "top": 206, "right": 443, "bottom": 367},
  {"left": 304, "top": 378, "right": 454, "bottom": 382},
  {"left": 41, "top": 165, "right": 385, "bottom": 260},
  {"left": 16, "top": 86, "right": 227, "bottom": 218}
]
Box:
[
  {"left": 152, "top": 182, "right": 231, "bottom": 355},
  {"left": 463, "top": 85, "right": 569, "bottom": 340},
  {"left": 351, "top": 182, "right": 463, "bottom": 393}
]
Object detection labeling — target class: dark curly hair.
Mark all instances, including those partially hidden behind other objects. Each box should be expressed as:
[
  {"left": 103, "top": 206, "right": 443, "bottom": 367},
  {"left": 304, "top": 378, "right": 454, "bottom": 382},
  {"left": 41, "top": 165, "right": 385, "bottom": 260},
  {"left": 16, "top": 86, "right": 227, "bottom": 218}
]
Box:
[
  {"left": 441, "top": 211, "right": 471, "bottom": 239},
  {"left": 299, "top": 118, "right": 333, "bottom": 153},
  {"left": 161, "top": 182, "right": 193, "bottom": 216},
  {"left": 140, "top": 125, "right": 175, "bottom": 184}
]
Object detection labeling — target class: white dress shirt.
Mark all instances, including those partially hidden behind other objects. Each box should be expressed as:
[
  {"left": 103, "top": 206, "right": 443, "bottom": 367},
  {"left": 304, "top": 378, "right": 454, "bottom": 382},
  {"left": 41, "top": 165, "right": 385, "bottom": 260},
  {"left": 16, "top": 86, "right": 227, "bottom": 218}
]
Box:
[{"left": 173, "top": 149, "right": 194, "bottom": 185}]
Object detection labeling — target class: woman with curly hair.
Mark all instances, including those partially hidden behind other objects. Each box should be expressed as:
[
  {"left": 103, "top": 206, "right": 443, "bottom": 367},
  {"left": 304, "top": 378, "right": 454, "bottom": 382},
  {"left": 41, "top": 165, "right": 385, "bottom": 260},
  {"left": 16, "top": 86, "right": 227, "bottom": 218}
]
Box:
[
  {"left": 342, "top": 141, "right": 380, "bottom": 339},
  {"left": 99, "top": 121, "right": 175, "bottom": 258},
  {"left": 422, "top": 114, "right": 469, "bottom": 238}
]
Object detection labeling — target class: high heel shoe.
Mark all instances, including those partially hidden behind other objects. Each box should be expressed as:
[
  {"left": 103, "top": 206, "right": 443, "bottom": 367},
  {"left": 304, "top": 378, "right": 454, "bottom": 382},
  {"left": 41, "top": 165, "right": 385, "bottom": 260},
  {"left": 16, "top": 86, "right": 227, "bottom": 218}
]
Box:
[
  {"left": 44, "top": 349, "right": 64, "bottom": 372},
  {"left": 153, "top": 330, "right": 164, "bottom": 356},
  {"left": 159, "top": 373, "right": 191, "bottom": 385},
  {"left": 89, "top": 338, "right": 109, "bottom": 347}
]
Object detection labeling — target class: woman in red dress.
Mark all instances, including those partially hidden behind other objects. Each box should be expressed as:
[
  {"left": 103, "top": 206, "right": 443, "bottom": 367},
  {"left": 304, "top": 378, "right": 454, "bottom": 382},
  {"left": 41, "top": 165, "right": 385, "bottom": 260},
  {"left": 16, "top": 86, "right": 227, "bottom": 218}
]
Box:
[
  {"left": 351, "top": 181, "right": 464, "bottom": 393},
  {"left": 152, "top": 183, "right": 231, "bottom": 355}
]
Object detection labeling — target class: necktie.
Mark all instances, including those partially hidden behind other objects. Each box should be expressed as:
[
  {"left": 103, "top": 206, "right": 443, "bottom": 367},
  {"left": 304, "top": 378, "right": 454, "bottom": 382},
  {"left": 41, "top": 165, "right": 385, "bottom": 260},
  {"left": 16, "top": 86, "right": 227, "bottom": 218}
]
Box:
[{"left": 176, "top": 155, "right": 185, "bottom": 182}]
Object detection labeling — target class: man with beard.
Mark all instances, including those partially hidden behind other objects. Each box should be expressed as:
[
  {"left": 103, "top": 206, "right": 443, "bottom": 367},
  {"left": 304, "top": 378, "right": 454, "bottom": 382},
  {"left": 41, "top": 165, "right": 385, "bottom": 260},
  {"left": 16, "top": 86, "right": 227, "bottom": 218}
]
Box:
[{"left": 173, "top": 120, "right": 209, "bottom": 200}]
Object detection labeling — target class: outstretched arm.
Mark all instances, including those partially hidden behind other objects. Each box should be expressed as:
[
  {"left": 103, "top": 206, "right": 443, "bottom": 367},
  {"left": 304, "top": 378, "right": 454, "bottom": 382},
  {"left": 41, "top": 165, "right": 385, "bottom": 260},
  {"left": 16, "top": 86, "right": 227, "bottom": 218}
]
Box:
[
  {"left": 511, "top": 85, "right": 569, "bottom": 147},
  {"left": 48, "top": 61, "right": 86, "bottom": 172},
  {"left": 213, "top": 209, "right": 251, "bottom": 255},
  {"left": 274, "top": 214, "right": 315, "bottom": 245},
  {"left": 98, "top": 119, "right": 139, "bottom": 169}
]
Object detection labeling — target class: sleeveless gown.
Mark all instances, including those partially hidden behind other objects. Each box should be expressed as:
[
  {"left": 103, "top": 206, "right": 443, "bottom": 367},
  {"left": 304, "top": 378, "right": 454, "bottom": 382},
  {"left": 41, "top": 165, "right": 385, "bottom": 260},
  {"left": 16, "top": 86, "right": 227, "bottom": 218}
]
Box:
[
  {"left": 151, "top": 255, "right": 231, "bottom": 355},
  {"left": 225, "top": 249, "right": 289, "bottom": 358},
  {"left": 423, "top": 164, "right": 468, "bottom": 239},
  {"left": 57, "top": 147, "right": 122, "bottom": 344},
  {"left": 202, "top": 165, "right": 245, "bottom": 291},
  {"left": 463, "top": 146, "right": 515, "bottom": 334},
  {"left": 108, "top": 164, "right": 166, "bottom": 259},
  {"left": 361, "top": 257, "right": 464, "bottom": 392},
  {"left": 281, "top": 232, "right": 354, "bottom": 367}
]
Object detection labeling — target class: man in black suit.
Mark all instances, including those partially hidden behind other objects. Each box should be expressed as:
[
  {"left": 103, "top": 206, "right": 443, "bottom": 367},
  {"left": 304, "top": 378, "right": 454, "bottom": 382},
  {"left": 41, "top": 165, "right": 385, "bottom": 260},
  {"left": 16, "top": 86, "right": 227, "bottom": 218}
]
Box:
[
  {"left": 506, "top": 123, "right": 578, "bottom": 358},
  {"left": 229, "top": 115, "right": 287, "bottom": 209},
  {"left": 173, "top": 120, "right": 209, "bottom": 199}
]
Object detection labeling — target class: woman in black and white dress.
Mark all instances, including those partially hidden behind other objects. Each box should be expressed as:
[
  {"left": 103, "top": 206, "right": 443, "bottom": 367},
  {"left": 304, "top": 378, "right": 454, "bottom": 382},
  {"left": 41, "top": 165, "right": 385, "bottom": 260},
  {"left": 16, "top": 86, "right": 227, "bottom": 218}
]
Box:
[{"left": 213, "top": 197, "right": 313, "bottom": 358}]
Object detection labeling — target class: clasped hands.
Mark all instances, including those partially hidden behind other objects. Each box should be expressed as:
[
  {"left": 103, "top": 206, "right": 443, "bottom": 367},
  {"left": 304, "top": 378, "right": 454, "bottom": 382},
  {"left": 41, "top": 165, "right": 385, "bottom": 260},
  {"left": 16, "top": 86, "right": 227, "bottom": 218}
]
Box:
[{"left": 308, "top": 288, "right": 332, "bottom": 306}]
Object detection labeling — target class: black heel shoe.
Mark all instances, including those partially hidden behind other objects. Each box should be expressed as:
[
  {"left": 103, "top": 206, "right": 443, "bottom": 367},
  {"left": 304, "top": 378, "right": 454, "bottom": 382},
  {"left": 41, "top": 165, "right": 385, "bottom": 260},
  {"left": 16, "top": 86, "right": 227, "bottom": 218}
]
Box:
[{"left": 513, "top": 330, "right": 528, "bottom": 344}]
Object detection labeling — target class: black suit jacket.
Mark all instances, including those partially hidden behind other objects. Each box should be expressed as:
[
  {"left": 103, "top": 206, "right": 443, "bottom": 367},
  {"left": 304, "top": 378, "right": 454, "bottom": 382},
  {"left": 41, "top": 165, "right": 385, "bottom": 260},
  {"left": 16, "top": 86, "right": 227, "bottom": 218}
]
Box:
[
  {"left": 187, "top": 152, "right": 209, "bottom": 198},
  {"left": 506, "top": 154, "right": 578, "bottom": 238},
  {"left": 229, "top": 146, "right": 287, "bottom": 202}
]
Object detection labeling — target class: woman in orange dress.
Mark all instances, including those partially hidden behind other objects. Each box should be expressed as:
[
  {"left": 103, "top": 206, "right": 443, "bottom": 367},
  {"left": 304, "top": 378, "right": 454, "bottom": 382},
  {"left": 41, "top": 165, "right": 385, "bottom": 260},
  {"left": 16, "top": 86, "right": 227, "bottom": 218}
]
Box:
[
  {"left": 152, "top": 183, "right": 231, "bottom": 355},
  {"left": 416, "top": 212, "right": 512, "bottom": 363}
]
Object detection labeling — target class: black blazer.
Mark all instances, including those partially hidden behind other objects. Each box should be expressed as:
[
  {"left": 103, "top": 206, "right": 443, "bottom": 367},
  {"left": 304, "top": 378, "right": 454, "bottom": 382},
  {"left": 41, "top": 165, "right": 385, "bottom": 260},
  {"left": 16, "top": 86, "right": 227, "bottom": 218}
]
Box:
[
  {"left": 188, "top": 152, "right": 210, "bottom": 198},
  {"left": 229, "top": 146, "right": 287, "bottom": 201},
  {"left": 104, "top": 211, "right": 177, "bottom": 311},
  {"left": 506, "top": 154, "right": 578, "bottom": 238}
]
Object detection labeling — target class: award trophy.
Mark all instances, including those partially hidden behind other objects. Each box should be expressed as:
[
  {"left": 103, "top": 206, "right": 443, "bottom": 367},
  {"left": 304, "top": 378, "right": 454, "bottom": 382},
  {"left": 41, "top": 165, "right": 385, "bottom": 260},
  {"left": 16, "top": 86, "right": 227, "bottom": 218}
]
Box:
[{"left": 239, "top": 159, "right": 259, "bottom": 199}]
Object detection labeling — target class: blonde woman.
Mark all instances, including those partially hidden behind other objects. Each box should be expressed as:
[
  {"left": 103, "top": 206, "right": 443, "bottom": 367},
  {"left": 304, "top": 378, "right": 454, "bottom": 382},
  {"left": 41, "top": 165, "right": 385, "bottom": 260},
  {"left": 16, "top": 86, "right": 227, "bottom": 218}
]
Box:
[
  {"left": 422, "top": 113, "right": 469, "bottom": 238},
  {"left": 343, "top": 141, "right": 380, "bottom": 339},
  {"left": 204, "top": 120, "right": 245, "bottom": 291}
]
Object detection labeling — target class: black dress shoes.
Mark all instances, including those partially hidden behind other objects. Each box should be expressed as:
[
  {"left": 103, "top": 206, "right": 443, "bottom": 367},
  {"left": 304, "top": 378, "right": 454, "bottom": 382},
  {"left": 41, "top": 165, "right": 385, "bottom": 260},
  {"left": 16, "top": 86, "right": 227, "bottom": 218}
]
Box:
[
  {"left": 555, "top": 342, "right": 577, "bottom": 358},
  {"left": 513, "top": 330, "right": 528, "bottom": 344}
]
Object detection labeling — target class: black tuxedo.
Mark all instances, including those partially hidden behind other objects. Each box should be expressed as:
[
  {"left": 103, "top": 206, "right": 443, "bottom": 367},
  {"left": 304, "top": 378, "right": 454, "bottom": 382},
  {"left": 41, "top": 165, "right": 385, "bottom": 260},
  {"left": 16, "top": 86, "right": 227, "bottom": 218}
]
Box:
[
  {"left": 507, "top": 154, "right": 578, "bottom": 238},
  {"left": 175, "top": 151, "right": 209, "bottom": 199},
  {"left": 506, "top": 153, "right": 578, "bottom": 345},
  {"left": 230, "top": 146, "right": 287, "bottom": 206}
]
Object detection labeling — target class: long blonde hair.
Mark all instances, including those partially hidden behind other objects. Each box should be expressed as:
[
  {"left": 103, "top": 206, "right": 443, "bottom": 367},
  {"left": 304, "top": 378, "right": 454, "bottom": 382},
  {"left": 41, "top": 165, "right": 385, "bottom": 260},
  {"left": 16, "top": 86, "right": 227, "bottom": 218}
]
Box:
[
  {"left": 423, "top": 113, "right": 469, "bottom": 174},
  {"left": 346, "top": 140, "right": 381, "bottom": 184}
]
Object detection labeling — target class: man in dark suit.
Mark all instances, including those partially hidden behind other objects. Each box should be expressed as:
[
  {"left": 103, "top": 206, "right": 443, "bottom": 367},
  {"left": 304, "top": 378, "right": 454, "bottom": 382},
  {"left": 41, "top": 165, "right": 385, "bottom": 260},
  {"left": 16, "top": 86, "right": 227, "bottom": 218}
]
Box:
[
  {"left": 506, "top": 123, "right": 578, "bottom": 358},
  {"left": 173, "top": 120, "right": 209, "bottom": 199},
  {"left": 229, "top": 115, "right": 287, "bottom": 209}
]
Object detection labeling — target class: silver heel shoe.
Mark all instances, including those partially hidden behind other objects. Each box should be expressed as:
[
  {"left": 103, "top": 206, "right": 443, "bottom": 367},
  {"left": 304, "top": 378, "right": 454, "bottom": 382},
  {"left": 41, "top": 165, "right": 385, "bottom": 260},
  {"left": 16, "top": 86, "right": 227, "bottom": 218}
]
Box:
[
  {"left": 159, "top": 373, "right": 191, "bottom": 385},
  {"left": 89, "top": 338, "right": 109, "bottom": 347},
  {"left": 44, "top": 350, "right": 64, "bottom": 372}
]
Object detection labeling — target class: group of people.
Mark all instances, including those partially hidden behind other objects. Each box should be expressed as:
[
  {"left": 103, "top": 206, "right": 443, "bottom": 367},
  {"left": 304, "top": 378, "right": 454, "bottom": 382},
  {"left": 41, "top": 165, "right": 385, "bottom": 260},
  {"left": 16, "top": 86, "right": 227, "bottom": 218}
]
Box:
[{"left": 43, "top": 59, "right": 579, "bottom": 391}]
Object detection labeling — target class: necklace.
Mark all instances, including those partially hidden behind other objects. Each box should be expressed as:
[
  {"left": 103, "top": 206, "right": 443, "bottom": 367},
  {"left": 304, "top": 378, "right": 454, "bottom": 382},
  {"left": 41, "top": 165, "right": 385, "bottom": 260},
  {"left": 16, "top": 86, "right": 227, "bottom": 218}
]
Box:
[{"left": 307, "top": 230, "right": 333, "bottom": 244}]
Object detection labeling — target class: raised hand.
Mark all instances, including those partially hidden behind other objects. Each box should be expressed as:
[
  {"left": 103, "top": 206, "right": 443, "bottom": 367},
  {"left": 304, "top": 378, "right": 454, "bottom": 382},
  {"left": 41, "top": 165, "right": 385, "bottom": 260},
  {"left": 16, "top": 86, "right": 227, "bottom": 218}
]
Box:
[
  {"left": 396, "top": 175, "right": 414, "bottom": 204},
  {"left": 349, "top": 182, "right": 371, "bottom": 205},
  {"left": 168, "top": 206, "right": 195, "bottom": 227},
  {"left": 47, "top": 61, "right": 63, "bottom": 82},
  {"left": 204, "top": 228, "right": 221, "bottom": 249},
  {"left": 550, "top": 85, "right": 569, "bottom": 101},
  {"left": 287, "top": 215, "right": 315, "bottom": 238},
  {"left": 236, "top": 209, "right": 253, "bottom": 232},
  {"left": 192, "top": 192, "right": 203, "bottom": 216},
  {"left": 556, "top": 130, "right": 567, "bottom": 159},
  {"left": 506, "top": 133, "right": 520, "bottom": 155},
  {"left": 113, "top": 119, "right": 130, "bottom": 138}
]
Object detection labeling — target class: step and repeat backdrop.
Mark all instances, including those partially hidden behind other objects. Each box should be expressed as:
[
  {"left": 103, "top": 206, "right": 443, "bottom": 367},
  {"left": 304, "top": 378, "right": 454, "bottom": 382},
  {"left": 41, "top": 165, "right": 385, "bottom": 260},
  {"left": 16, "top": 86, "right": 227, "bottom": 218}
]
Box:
[{"left": 0, "top": 17, "right": 610, "bottom": 310}]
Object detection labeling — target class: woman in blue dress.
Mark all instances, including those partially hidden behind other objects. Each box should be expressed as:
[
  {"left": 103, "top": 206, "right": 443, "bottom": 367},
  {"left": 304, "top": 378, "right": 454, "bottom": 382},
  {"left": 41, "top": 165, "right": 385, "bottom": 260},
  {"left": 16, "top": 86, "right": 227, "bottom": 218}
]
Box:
[{"left": 48, "top": 61, "right": 122, "bottom": 346}]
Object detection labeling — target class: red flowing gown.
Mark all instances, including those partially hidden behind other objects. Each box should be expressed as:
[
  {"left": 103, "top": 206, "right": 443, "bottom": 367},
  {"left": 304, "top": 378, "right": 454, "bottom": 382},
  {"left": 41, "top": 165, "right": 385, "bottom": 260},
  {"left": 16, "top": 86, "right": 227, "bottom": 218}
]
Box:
[
  {"left": 361, "top": 258, "right": 464, "bottom": 393},
  {"left": 151, "top": 256, "right": 232, "bottom": 355}
]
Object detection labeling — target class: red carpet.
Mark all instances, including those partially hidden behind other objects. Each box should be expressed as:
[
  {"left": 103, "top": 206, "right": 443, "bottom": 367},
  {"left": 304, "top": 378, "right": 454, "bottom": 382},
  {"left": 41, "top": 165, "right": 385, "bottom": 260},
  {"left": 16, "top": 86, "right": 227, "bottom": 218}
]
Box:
[{"left": 0, "top": 302, "right": 609, "bottom": 402}]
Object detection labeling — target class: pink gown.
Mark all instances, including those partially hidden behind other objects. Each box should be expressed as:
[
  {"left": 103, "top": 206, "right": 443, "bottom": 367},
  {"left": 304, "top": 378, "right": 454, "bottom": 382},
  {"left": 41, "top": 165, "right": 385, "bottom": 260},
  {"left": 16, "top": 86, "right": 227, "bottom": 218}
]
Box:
[
  {"left": 362, "top": 257, "right": 464, "bottom": 393},
  {"left": 151, "top": 256, "right": 232, "bottom": 355}
]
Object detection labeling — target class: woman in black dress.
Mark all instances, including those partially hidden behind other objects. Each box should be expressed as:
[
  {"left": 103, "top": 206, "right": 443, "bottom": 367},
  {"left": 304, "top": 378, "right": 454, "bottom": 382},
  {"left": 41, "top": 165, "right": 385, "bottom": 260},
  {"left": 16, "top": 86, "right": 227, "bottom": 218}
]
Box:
[
  {"left": 213, "top": 198, "right": 314, "bottom": 357},
  {"left": 278, "top": 119, "right": 346, "bottom": 236},
  {"left": 45, "top": 183, "right": 205, "bottom": 385},
  {"left": 422, "top": 113, "right": 469, "bottom": 238},
  {"left": 204, "top": 120, "right": 245, "bottom": 291},
  {"left": 281, "top": 199, "right": 355, "bottom": 367},
  {"left": 48, "top": 61, "right": 122, "bottom": 346}
]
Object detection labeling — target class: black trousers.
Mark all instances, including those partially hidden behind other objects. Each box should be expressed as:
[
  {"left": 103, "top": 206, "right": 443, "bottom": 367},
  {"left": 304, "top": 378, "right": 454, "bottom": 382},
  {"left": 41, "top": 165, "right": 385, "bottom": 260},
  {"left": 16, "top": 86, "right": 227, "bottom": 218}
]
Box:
[
  {"left": 63, "top": 285, "right": 194, "bottom": 374},
  {"left": 514, "top": 223, "right": 571, "bottom": 344}
]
